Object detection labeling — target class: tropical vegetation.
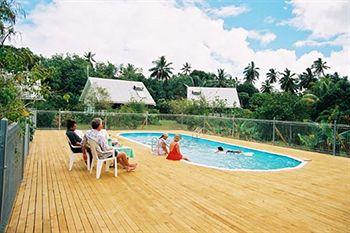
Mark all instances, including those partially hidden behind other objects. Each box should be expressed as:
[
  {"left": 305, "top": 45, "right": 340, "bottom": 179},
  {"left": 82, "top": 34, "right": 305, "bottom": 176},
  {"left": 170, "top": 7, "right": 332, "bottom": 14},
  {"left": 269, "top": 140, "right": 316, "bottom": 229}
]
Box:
[{"left": 1, "top": 0, "right": 349, "bottom": 155}]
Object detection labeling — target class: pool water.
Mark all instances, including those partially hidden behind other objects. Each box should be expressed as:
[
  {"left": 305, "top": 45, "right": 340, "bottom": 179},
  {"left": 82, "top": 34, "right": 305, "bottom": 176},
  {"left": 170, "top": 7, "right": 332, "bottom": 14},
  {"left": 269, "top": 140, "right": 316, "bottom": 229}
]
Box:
[{"left": 119, "top": 132, "right": 304, "bottom": 171}]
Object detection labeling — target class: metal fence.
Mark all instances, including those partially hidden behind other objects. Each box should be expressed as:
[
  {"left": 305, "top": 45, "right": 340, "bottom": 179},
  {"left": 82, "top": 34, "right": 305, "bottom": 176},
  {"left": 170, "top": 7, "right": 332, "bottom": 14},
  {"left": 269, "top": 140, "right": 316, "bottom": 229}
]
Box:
[
  {"left": 0, "top": 119, "right": 30, "bottom": 231},
  {"left": 33, "top": 110, "right": 350, "bottom": 157}
]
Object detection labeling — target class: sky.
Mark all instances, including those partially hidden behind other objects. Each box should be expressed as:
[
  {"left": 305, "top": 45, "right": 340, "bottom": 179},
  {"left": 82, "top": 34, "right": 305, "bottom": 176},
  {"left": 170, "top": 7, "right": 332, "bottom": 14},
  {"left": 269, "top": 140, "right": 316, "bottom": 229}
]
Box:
[{"left": 13, "top": 0, "right": 350, "bottom": 86}]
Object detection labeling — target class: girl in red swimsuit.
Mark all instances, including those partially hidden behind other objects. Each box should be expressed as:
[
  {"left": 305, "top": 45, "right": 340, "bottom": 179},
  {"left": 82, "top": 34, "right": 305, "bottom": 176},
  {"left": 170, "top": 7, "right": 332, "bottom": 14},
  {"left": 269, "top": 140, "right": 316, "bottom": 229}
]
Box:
[{"left": 166, "top": 135, "right": 190, "bottom": 161}]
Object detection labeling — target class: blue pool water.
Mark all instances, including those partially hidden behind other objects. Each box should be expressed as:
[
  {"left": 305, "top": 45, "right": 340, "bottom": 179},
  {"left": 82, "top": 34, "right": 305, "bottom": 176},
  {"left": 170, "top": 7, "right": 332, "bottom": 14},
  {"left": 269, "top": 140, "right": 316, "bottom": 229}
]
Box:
[{"left": 120, "top": 132, "right": 304, "bottom": 171}]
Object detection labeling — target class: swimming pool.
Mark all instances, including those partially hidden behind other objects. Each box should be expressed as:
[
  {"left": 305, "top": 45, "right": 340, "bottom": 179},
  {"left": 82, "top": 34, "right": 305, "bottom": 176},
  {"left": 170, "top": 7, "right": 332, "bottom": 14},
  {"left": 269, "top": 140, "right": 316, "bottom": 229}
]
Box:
[{"left": 119, "top": 132, "right": 306, "bottom": 171}]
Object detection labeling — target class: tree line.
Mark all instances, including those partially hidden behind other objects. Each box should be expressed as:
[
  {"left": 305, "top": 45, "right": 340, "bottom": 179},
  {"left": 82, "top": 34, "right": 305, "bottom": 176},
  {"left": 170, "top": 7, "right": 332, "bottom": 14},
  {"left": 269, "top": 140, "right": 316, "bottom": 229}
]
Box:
[{"left": 0, "top": 0, "right": 349, "bottom": 125}]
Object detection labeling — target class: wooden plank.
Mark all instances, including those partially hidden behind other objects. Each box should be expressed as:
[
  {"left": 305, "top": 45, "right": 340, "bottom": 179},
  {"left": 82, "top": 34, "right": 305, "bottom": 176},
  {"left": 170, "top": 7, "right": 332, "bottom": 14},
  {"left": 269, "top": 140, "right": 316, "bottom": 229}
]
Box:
[
  {"left": 6, "top": 130, "right": 350, "bottom": 233},
  {"left": 42, "top": 159, "right": 51, "bottom": 232},
  {"left": 24, "top": 143, "right": 39, "bottom": 232},
  {"left": 12, "top": 139, "right": 36, "bottom": 233},
  {"left": 48, "top": 143, "right": 69, "bottom": 232},
  {"left": 50, "top": 147, "right": 84, "bottom": 233},
  {"left": 52, "top": 145, "right": 96, "bottom": 233},
  {"left": 45, "top": 158, "right": 60, "bottom": 233},
  {"left": 50, "top": 144, "right": 78, "bottom": 233},
  {"left": 34, "top": 154, "right": 43, "bottom": 233}
]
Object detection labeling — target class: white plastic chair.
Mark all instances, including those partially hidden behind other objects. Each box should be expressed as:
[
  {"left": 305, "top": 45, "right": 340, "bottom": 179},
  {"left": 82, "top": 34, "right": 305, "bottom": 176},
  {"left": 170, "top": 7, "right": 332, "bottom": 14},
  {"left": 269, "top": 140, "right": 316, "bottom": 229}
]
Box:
[
  {"left": 88, "top": 138, "right": 117, "bottom": 179},
  {"left": 66, "top": 135, "right": 90, "bottom": 171}
]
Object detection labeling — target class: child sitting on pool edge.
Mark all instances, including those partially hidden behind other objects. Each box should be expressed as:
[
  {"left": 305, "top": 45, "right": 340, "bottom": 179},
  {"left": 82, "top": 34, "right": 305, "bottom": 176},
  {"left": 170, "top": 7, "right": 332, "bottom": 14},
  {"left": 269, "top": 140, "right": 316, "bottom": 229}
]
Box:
[{"left": 166, "top": 135, "right": 190, "bottom": 161}]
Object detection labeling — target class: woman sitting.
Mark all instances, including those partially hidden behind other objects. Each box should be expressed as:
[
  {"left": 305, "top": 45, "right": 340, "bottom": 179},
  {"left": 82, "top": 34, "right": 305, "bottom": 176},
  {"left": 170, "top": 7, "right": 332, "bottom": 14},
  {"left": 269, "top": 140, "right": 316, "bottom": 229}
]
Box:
[
  {"left": 157, "top": 133, "right": 169, "bottom": 156},
  {"left": 66, "top": 119, "right": 91, "bottom": 162},
  {"left": 166, "top": 135, "right": 190, "bottom": 161}
]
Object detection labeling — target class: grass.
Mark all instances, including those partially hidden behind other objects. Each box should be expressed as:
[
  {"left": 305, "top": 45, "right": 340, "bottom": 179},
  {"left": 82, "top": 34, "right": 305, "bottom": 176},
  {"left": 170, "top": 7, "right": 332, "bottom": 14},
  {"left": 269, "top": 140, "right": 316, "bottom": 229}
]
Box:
[{"left": 137, "top": 120, "right": 187, "bottom": 130}]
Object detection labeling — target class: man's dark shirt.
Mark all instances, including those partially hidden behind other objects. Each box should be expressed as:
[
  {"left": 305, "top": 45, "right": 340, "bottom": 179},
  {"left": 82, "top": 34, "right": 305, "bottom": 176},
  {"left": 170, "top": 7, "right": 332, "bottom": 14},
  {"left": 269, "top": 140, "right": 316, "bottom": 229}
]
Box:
[{"left": 66, "top": 130, "right": 82, "bottom": 153}]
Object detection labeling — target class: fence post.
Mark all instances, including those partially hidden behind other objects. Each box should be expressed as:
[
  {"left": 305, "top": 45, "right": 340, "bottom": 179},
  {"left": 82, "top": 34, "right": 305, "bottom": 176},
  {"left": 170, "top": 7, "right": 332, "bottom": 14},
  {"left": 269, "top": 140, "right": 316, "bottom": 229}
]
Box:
[
  {"left": 33, "top": 109, "right": 37, "bottom": 128},
  {"left": 21, "top": 123, "right": 28, "bottom": 178},
  {"left": 0, "top": 119, "right": 8, "bottom": 222},
  {"left": 202, "top": 116, "right": 205, "bottom": 130},
  {"left": 145, "top": 112, "right": 148, "bottom": 126},
  {"left": 58, "top": 110, "right": 61, "bottom": 130},
  {"left": 181, "top": 113, "right": 184, "bottom": 125},
  {"left": 272, "top": 117, "right": 276, "bottom": 144},
  {"left": 105, "top": 114, "right": 108, "bottom": 130},
  {"left": 289, "top": 124, "right": 292, "bottom": 145},
  {"left": 333, "top": 120, "right": 337, "bottom": 156},
  {"left": 232, "top": 117, "right": 235, "bottom": 138}
]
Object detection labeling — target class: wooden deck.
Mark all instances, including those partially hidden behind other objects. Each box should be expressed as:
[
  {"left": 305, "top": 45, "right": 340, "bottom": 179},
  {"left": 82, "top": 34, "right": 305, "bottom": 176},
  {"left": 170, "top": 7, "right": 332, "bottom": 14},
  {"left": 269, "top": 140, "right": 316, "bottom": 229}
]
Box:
[{"left": 6, "top": 130, "right": 350, "bottom": 233}]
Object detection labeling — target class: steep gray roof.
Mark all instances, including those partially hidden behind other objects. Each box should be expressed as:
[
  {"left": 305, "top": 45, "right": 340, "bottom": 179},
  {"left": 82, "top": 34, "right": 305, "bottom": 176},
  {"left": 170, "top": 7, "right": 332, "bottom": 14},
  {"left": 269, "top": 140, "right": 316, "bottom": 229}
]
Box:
[
  {"left": 80, "top": 77, "right": 156, "bottom": 105},
  {"left": 187, "top": 86, "right": 241, "bottom": 108}
]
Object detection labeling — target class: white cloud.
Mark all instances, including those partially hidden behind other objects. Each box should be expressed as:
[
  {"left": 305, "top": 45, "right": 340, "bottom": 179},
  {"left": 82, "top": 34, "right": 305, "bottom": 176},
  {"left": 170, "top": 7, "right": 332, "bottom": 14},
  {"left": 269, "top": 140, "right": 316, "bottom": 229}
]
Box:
[
  {"left": 12, "top": 0, "right": 350, "bottom": 89},
  {"left": 286, "top": 0, "right": 350, "bottom": 77},
  {"left": 206, "top": 5, "right": 250, "bottom": 18},
  {"left": 264, "top": 16, "right": 276, "bottom": 24},
  {"left": 294, "top": 33, "right": 350, "bottom": 48},
  {"left": 247, "top": 31, "right": 277, "bottom": 45},
  {"left": 294, "top": 40, "right": 331, "bottom": 48},
  {"left": 286, "top": 0, "right": 350, "bottom": 39}
]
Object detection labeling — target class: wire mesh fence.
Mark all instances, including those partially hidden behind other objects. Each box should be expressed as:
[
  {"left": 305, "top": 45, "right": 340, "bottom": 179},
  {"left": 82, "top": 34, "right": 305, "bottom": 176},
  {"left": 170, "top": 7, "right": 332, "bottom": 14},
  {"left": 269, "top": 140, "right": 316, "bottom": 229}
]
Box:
[{"left": 32, "top": 110, "right": 350, "bottom": 157}]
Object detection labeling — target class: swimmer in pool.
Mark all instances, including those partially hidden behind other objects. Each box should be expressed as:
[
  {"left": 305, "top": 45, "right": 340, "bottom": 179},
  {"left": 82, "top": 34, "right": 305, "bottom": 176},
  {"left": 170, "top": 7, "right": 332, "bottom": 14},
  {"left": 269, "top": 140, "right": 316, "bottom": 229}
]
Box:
[
  {"left": 215, "top": 146, "right": 224, "bottom": 153},
  {"left": 215, "top": 146, "right": 242, "bottom": 154},
  {"left": 226, "top": 149, "right": 243, "bottom": 154}
]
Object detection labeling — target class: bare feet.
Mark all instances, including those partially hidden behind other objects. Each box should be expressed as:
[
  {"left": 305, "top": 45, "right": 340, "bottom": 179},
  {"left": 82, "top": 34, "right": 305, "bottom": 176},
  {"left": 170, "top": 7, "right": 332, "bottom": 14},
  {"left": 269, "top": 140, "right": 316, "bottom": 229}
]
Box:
[
  {"left": 126, "top": 166, "right": 136, "bottom": 172},
  {"left": 121, "top": 163, "right": 137, "bottom": 170}
]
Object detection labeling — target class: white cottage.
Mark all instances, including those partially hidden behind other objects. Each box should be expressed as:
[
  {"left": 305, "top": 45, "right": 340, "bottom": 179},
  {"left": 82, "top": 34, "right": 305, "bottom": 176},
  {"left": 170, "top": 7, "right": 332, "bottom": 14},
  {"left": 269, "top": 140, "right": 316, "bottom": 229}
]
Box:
[
  {"left": 187, "top": 86, "right": 241, "bottom": 108},
  {"left": 80, "top": 77, "right": 156, "bottom": 108}
]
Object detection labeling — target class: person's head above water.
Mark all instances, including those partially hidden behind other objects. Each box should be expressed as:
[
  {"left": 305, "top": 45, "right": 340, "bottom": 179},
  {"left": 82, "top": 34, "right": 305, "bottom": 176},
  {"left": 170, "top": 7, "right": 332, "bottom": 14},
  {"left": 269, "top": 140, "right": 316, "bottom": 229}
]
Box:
[
  {"left": 217, "top": 146, "right": 224, "bottom": 151},
  {"left": 160, "top": 133, "right": 168, "bottom": 140}
]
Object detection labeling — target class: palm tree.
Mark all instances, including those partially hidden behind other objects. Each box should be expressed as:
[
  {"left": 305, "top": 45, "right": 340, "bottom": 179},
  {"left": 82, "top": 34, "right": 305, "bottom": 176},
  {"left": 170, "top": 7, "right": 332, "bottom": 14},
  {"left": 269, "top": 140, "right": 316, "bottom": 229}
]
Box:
[
  {"left": 243, "top": 61, "right": 259, "bottom": 84},
  {"left": 266, "top": 68, "right": 278, "bottom": 83},
  {"left": 299, "top": 68, "right": 317, "bottom": 90},
  {"left": 84, "top": 51, "right": 96, "bottom": 77},
  {"left": 261, "top": 80, "right": 273, "bottom": 93},
  {"left": 149, "top": 56, "right": 173, "bottom": 82},
  {"left": 331, "top": 72, "right": 340, "bottom": 81},
  {"left": 191, "top": 75, "right": 207, "bottom": 87},
  {"left": 279, "top": 68, "right": 298, "bottom": 93},
  {"left": 228, "top": 76, "right": 239, "bottom": 88},
  {"left": 0, "top": 0, "right": 23, "bottom": 46},
  {"left": 119, "top": 63, "right": 142, "bottom": 80},
  {"left": 84, "top": 52, "right": 96, "bottom": 67},
  {"left": 181, "top": 62, "right": 192, "bottom": 75},
  {"left": 313, "top": 77, "right": 332, "bottom": 97},
  {"left": 123, "top": 63, "right": 140, "bottom": 74},
  {"left": 211, "top": 69, "right": 231, "bottom": 87},
  {"left": 312, "top": 58, "right": 330, "bottom": 77}
]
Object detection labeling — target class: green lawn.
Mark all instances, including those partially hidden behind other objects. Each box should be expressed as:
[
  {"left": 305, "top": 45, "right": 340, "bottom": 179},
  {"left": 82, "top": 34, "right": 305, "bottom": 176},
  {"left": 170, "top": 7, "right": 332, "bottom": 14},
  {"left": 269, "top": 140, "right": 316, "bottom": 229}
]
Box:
[{"left": 136, "top": 120, "right": 187, "bottom": 130}]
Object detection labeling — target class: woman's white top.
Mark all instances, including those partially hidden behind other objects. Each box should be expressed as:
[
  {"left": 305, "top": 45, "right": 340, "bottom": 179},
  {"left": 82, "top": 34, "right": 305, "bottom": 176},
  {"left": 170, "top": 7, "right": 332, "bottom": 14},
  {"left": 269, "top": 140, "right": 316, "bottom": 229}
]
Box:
[{"left": 157, "top": 138, "right": 167, "bottom": 155}]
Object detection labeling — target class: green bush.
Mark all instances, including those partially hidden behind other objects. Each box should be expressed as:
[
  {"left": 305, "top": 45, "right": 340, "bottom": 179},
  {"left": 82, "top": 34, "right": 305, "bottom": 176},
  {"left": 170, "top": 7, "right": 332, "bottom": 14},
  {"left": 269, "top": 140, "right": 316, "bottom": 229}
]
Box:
[{"left": 36, "top": 112, "right": 57, "bottom": 128}]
